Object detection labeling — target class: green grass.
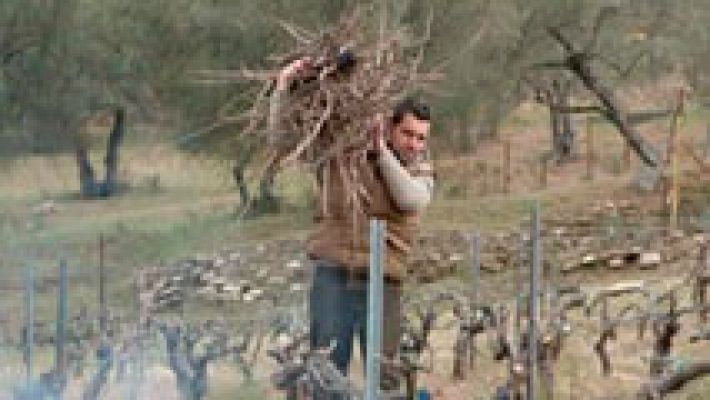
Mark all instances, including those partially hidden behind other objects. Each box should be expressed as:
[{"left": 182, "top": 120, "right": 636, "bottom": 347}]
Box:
[{"left": 0, "top": 143, "right": 316, "bottom": 334}]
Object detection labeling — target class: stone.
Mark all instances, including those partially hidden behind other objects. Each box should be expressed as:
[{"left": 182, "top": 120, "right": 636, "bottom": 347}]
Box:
[
  {"left": 581, "top": 254, "right": 597, "bottom": 267},
  {"left": 640, "top": 252, "right": 661, "bottom": 268},
  {"left": 34, "top": 201, "right": 58, "bottom": 216},
  {"left": 602, "top": 280, "right": 645, "bottom": 295},
  {"left": 275, "top": 333, "right": 291, "bottom": 347},
  {"left": 222, "top": 284, "right": 239, "bottom": 293},
  {"left": 256, "top": 268, "right": 269, "bottom": 279},
  {"left": 561, "top": 263, "right": 577, "bottom": 274},
  {"left": 448, "top": 253, "right": 464, "bottom": 262},
  {"left": 200, "top": 270, "right": 215, "bottom": 284},
  {"left": 196, "top": 287, "right": 216, "bottom": 296},
  {"left": 286, "top": 260, "right": 302, "bottom": 270},
  {"left": 242, "top": 293, "right": 255, "bottom": 302},
  {"left": 268, "top": 276, "right": 287, "bottom": 285},
  {"left": 243, "top": 288, "right": 263, "bottom": 302},
  {"left": 194, "top": 253, "right": 212, "bottom": 265},
  {"left": 290, "top": 283, "right": 305, "bottom": 292}
]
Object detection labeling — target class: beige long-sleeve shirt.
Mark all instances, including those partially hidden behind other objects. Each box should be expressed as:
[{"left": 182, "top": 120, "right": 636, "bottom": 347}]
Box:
[
  {"left": 268, "top": 86, "right": 434, "bottom": 212},
  {"left": 377, "top": 146, "right": 434, "bottom": 212}
]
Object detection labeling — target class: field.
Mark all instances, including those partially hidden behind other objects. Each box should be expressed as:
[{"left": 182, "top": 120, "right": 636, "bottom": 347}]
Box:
[{"left": 1, "top": 103, "right": 709, "bottom": 399}]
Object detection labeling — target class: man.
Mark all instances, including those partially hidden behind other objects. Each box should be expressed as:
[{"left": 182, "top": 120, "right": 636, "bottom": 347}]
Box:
[{"left": 273, "top": 58, "right": 435, "bottom": 393}]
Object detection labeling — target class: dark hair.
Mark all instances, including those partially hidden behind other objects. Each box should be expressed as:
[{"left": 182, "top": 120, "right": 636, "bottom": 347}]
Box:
[
  {"left": 392, "top": 97, "right": 431, "bottom": 125},
  {"left": 335, "top": 49, "right": 356, "bottom": 73}
]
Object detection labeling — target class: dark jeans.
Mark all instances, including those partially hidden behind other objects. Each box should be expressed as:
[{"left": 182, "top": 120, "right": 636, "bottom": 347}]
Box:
[{"left": 309, "top": 260, "right": 401, "bottom": 392}]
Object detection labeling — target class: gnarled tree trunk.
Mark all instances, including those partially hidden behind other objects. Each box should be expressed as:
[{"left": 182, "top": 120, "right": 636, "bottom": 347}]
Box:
[
  {"left": 102, "top": 108, "right": 125, "bottom": 197},
  {"left": 541, "top": 78, "right": 576, "bottom": 164},
  {"left": 232, "top": 163, "right": 250, "bottom": 207},
  {"left": 77, "top": 147, "right": 99, "bottom": 198},
  {"left": 75, "top": 107, "right": 126, "bottom": 199},
  {"left": 252, "top": 164, "right": 280, "bottom": 214}
]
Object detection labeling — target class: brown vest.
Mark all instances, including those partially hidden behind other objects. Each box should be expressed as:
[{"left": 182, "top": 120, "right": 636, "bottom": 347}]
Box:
[{"left": 306, "top": 151, "right": 432, "bottom": 281}]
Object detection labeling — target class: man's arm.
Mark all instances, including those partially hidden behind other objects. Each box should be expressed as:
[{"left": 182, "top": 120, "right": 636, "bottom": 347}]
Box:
[
  {"left": 377, "top": 147, "right": 434, "bottom": 212},
  {"left": 267, "top": 85, "right": 286, "bottom": 141},
  {"left": 268, "top": 58, "right": 313, "bottom": 140}
]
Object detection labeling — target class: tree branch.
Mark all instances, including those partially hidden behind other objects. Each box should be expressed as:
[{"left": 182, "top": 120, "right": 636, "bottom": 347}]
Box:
[
  {"left": 595, "top": 49, "right": 648, "bottom": 80},
  {"left": 530, "top": 60, "right": 570, "bottom": 70},
  {"left": 626, "top": 109, "right": 673, "bottom": 126},
  {"left": 546, "top": 26, "right": 660, "bottom": 167},
  {"left": 555, "top": 105, "right": 604, "bottom": 114},
  {"left": 547, "top": 26, "right": 576, "bottom": 54},
  {"left": 638, "top": 362, "right": 710, "bottom": 399}
]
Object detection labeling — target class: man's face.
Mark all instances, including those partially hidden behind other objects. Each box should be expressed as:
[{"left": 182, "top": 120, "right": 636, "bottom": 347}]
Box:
[{"left": 389, "top": 113, "right": 430, "bottom": 163}]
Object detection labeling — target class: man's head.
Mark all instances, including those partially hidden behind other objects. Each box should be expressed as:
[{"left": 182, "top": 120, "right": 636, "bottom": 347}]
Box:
[{"left": 389, "top": 98, "right": 431, "bottom": 163}]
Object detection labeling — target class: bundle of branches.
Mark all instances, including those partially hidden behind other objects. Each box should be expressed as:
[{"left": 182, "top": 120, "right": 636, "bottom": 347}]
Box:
[{"left": 192, "top": 8, "right": 438, "bottom": 212}]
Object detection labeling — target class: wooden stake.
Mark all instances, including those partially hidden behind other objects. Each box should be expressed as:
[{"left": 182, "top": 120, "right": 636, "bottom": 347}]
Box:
[
  {"left": 697, "top": 242, "right": 709, "bottom": 325},
  {"left": 671, "top": 140, "right": 679, "bottom": 230},
  {"left": 669, "top": 89, "right": 684, "bottom": 229},
  {"left": 471, "top": 232, "right": 481, "bottom": 307},
  {"left": 99, "top": 234, "right": 106, "bottom": 333},
  {"left": 504, "top": 140, "right": 512, "bottom": 194},
  {"left": 623, "top": 142, "right": 631, "bottom": 172},
  {"left": 24, "top": 265, "right": 34, "bottom": 385},
  {"left": 481, "top": 163, "right": 488, "bottom": 196},
  {"left": 56, "top": 260, "right": 68, "bottom": 380},
  {"left": 660, "top": 174, "right": 669, "bottom": 219},
  {"left": 515, "top": 233, "right": 524, "bottom": 353},
  {"left": 586, "top": 117, "right": 595, "bottom": 180}
]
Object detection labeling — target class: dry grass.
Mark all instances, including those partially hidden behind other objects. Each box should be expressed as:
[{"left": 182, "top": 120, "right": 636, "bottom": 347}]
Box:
[
  {"left": 0, "top": 143, "right": 232, "bottom": 201},
  {"left": 1, "top": 99, "right": 709, "bottom": 398}
]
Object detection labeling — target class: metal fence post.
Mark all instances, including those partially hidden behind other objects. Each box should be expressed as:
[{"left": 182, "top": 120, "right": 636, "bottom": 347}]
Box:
[
  {"left": 586, "top": 117, "right": 595, "bottom": 181},
  {"left": 24, "top": 265, "right": 34, "bottom": 386},
  {"left": 528, "top": 203, "right": 541, "bottom": 400},
  {"left": 515, "top": 233, "right": 524, "bottom": 352},
  {"left": 471, "top": 232, "right": 481, "bottom": 307},
  {"left": 503, "top": 140, "right": 512, "bottom": 194},
  {"left": 366, "top": 219, "right": 385, "bottom": 400},
  {"left": 56, "top": 259, "right": 68, "bottom": 386},
  {"left": 99, "top": 234, "right": 107, "bottom": 333}
]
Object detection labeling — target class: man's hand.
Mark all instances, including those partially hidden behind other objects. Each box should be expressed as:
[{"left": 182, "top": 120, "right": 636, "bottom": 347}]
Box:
[
  {"left": 370, "top": 113, "right": 386, "bottom": 153},
  {"left": 276, "top": 57, "right": 313, "bottom": 91}
]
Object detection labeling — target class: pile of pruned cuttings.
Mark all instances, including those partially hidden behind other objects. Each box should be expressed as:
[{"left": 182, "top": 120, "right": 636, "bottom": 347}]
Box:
[{"left": 193, "top": 9, "right": 440, "bottom": 172}]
